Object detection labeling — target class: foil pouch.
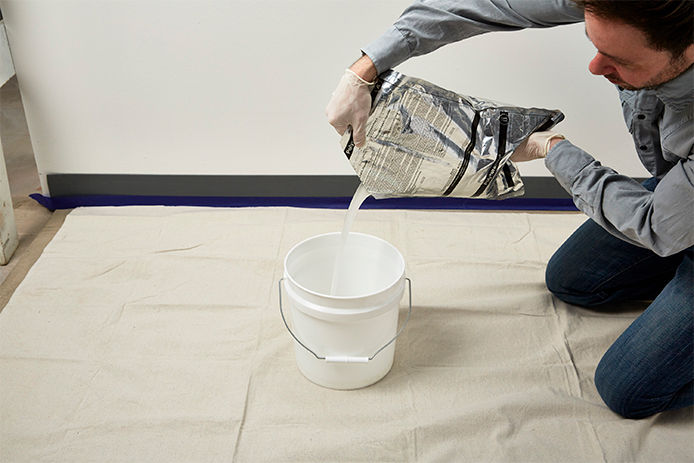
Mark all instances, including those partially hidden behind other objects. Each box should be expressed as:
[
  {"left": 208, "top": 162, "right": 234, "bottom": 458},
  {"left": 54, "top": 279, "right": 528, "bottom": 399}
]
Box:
[{"left": 341, "top": 70, "right": 564, "bottom": 199}]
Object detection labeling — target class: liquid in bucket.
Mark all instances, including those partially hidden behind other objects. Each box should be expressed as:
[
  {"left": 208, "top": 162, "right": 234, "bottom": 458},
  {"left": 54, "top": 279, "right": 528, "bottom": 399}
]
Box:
[{"left": 330, "top": 183, "right": 371, "bottom": 296}]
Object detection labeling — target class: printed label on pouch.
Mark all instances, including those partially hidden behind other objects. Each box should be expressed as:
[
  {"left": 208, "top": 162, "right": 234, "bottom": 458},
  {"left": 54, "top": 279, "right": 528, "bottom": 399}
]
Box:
[{"left": 342, "top": 70, "right": 564, "bottom": 200}]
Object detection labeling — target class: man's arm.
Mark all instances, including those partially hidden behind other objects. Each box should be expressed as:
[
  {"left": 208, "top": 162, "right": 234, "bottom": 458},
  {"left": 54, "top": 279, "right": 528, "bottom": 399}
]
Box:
[
  {"left": 546, "top": 141, "right": 694, "bottom": 257},
  {"left": 361, "top": 0, "right": 584, "bottom": 75},
  {"left": 349, "top": 55, "right": 378, "bottom": 84}
]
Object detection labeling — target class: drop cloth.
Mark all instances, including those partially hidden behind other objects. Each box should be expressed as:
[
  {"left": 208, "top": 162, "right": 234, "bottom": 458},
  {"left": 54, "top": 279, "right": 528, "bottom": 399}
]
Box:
[{"left": 0, "top": 206, "right": 691, "bottom": 462}]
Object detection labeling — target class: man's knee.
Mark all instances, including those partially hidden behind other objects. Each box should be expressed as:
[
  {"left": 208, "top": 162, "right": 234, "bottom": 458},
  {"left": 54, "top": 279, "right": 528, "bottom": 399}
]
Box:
[
  {"left": 594, "top": 354, "right": 663, "bottom": 419},
  {"left": 545, "top": 254, "right": 607, "bottom": 307},
  {"left": 545, "top": 250, "right": 571, "bottom": 296}
]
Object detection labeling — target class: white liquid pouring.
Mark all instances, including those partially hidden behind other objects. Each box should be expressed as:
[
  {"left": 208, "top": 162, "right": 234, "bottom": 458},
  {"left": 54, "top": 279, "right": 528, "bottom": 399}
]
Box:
[{"left": 329, "top": 183, "right": 371, "bottom": 296}]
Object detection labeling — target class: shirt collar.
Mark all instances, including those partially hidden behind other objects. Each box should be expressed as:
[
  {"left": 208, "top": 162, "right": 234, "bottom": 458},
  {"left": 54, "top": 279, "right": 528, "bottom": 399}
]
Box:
[{"left": 654, "top": 64, "right": 694, "bottom": 112}]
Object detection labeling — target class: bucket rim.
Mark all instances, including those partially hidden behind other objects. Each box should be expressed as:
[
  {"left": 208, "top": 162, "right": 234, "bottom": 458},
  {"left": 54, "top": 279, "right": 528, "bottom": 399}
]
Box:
[{"left": 283, "top": 232, "right": 405, "bottom": 300}]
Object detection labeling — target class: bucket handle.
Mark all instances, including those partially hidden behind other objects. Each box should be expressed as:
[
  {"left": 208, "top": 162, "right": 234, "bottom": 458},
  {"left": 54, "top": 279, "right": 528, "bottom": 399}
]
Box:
[{"left": 278, "top": 278, "right": 412, "bottom": 363}]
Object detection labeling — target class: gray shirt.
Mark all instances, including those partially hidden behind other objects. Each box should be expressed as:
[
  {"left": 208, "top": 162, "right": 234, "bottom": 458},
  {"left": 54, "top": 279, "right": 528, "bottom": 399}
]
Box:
[{"left": 362, "top": 0, "right": 694, "bottom": 257}]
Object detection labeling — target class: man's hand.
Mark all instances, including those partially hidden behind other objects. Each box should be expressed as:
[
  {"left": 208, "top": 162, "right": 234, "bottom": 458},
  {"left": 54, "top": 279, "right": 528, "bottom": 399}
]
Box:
[
  {"left": 325, "top": 55, "right": 378, "bottom": 148},
  {"left": 511, "top": 131, "right": 566, "bottom": 162}
]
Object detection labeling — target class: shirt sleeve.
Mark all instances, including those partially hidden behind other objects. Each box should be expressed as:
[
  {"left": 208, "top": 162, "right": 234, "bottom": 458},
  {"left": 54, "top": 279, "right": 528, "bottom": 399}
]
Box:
[
  {"left": 362, "top": 0, "right": 584, "bottom": 74},
  {"left": 545, "top": 140, "right": 694, "bottom": 257}
]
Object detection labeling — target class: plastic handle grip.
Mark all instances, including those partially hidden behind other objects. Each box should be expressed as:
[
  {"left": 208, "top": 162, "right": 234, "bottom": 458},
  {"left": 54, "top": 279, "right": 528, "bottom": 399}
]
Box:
[{"left": 325, "top": 356, "right": 370, "bottom": 363}]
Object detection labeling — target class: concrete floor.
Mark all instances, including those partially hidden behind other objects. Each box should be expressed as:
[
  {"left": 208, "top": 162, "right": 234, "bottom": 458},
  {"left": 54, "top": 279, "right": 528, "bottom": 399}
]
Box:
[{"left": 0, "top": 76, "right": 66, "bottom": 309}]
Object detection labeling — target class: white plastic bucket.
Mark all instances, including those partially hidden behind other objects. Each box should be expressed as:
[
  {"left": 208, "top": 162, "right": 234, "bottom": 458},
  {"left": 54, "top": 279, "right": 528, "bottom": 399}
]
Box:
[{"left": 280, "top": 232, "right": 411, "bottom": 390}]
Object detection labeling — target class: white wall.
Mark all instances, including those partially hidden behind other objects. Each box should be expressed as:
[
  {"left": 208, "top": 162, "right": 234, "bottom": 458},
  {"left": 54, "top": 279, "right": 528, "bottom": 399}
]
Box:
[{"left": 0, "top": 0, "right": 648, "bottom": 194}]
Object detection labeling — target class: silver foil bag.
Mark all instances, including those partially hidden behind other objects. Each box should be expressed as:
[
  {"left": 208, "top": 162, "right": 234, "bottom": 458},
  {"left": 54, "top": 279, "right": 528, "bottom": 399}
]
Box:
[{"left": 342, "top": 70, "right": 564, "bottom": 199}]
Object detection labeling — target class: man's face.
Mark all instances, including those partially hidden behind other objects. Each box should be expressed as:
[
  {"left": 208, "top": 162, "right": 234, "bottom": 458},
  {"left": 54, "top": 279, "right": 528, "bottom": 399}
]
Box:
[{"left": 584, "top": 11, "right": 694, "bottom": 90}]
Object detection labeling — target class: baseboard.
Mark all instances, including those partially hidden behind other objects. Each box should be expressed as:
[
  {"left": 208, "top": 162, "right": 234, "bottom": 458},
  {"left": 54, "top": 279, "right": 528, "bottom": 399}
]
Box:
[
  {"left": 45, "top": 174, "right": 588, "bottom": 198},
  {"left": 47, "top": 174, "right": 365, "bottom": 198}
]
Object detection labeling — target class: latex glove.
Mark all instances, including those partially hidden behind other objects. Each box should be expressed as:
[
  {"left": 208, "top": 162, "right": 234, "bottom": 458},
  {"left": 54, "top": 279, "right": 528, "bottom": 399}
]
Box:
[
  {"left": 511, "top": 131, "right": 566, "bottom": 162},
  {"left": 325, "top": 69, "right": 375, "bottom": 148}
]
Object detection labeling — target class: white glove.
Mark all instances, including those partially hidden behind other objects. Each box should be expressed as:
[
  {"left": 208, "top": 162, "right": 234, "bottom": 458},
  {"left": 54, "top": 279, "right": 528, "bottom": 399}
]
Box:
[
  {"left": 511, "top": 131, "right": 565, "bottom": 162},
  {"left": 325, "top": 69, "right": 375, "bottom": 148}
]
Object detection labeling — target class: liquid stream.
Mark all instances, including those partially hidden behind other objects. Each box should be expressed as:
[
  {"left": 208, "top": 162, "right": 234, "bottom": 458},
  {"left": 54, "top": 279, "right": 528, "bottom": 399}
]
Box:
[{"left": 329, "top": 183, "right": 371, "bottom": 296}]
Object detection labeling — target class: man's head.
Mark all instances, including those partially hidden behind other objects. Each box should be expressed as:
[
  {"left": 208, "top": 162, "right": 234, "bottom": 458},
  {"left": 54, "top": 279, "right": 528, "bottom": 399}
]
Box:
[{"left": 574, "top": 0, "right": 694, "bottom": 90}]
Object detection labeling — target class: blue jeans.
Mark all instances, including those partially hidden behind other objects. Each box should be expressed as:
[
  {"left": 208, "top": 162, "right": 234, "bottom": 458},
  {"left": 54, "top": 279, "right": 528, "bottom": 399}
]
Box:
[{"left": 545, "top": 177, "right": 693, "bottom": 419}]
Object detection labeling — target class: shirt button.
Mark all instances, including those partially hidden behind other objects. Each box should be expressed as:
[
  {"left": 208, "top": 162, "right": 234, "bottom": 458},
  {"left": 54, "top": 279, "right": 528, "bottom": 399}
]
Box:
[{"left": 637, "top": 114, "right": 646, "bottom": 120}]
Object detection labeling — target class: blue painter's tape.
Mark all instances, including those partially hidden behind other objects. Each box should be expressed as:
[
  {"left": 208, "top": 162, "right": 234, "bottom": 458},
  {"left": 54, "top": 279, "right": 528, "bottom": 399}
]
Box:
[{"left": 30, "top": 194, "right": 578, "bottom": 212}]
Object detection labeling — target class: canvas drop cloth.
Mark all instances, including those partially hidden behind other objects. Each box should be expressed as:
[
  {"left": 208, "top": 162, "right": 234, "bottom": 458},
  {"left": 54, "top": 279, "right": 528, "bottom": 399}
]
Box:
[{"left": 1, "top": 206, "right": 692, "bottom": 462}]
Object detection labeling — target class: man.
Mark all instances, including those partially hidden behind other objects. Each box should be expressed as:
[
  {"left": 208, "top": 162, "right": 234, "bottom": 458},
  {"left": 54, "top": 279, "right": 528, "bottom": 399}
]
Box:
[{"left": 326, "top": 0, "right": 693, "bottom": 419}]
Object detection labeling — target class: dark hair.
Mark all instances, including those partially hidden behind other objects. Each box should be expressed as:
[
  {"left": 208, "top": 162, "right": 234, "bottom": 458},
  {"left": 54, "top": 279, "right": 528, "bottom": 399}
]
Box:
[{"left": 573, "top": 0, "right": 694, "bottom": 58}]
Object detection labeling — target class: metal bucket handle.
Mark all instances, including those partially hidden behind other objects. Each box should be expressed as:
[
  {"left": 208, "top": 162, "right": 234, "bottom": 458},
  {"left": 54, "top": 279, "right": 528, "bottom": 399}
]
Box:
[{"left": 278, "top": 277, "right": 412, "bottom": 363}]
